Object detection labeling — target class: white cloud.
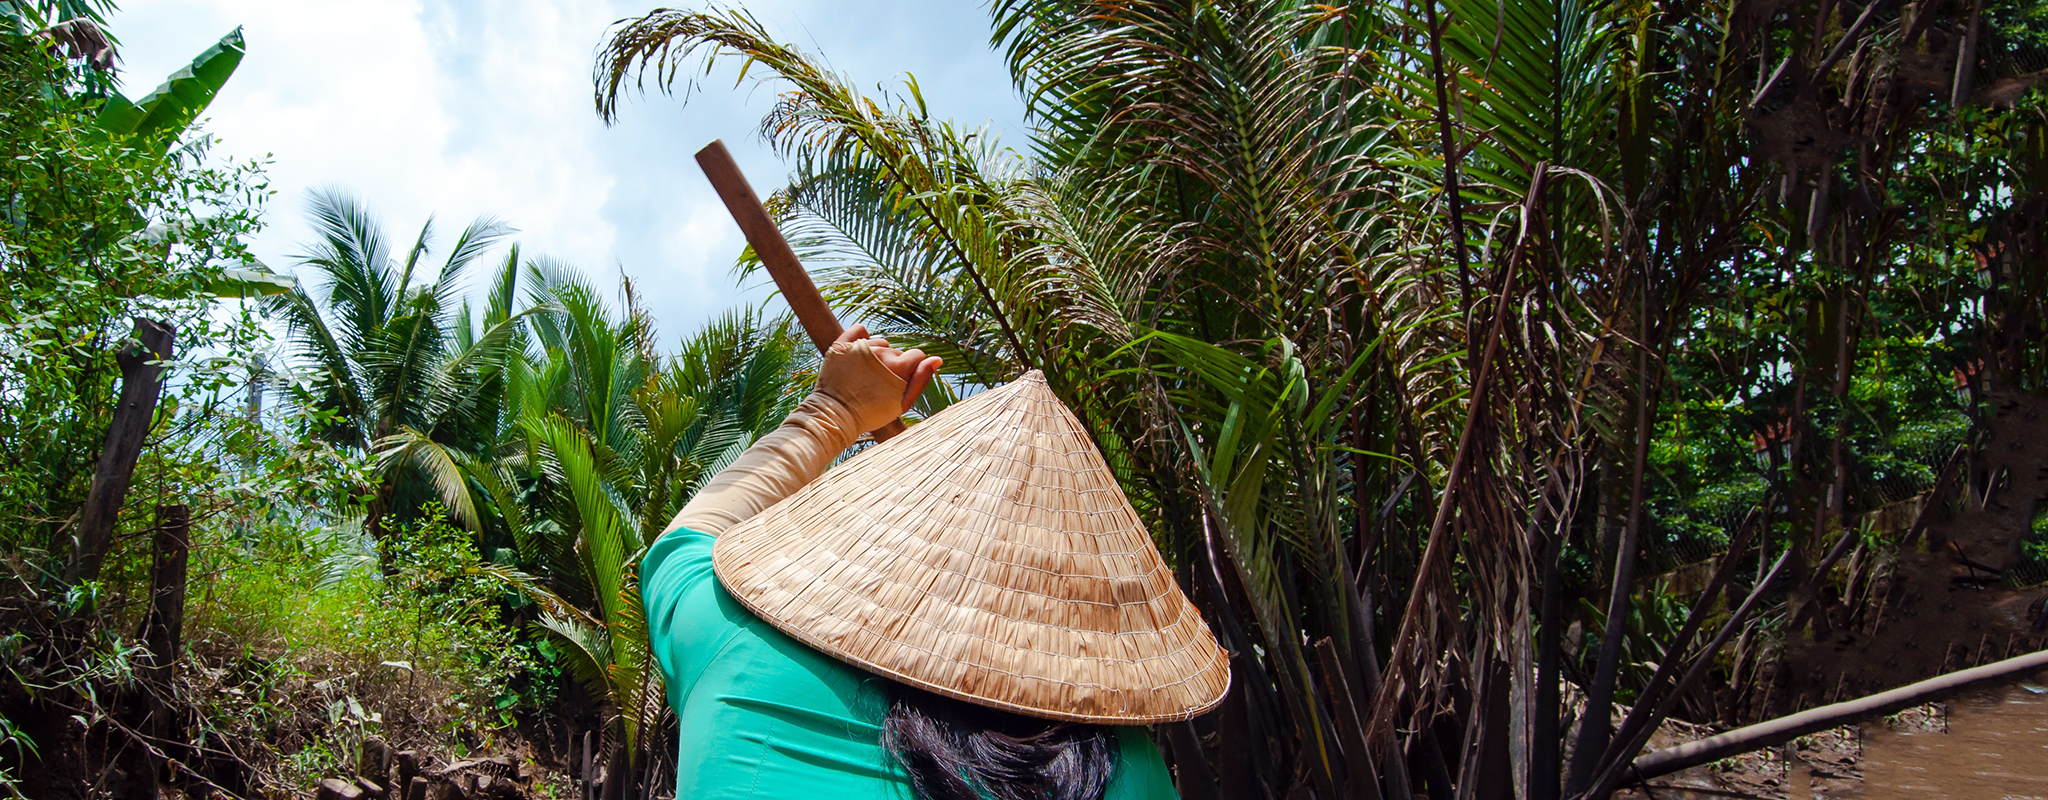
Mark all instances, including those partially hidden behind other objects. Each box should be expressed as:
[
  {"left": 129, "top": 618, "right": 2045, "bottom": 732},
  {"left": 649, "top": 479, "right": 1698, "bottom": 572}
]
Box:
[{"left": 109, "top": 0, "right": 1025, "bottom": 345}]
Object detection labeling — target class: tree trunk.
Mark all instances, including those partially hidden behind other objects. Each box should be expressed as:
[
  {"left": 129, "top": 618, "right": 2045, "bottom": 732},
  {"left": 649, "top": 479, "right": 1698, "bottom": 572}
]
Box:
[
  {"left": 1634, "top": 649, "right": 2048, "bottom": 779},
  {"left": 65, "top": 318, "right": 175, "bottom": 586},
  {"left": 1566, "top": 343, "right": 1653, "bottom": 796},
  {"left": 1951, "top": 0, "right": 1983, "bottom": 108},
  {"left": 1165, "top": 720, "right": 1220, "bottom": 800},
  {"left": 365, "top": 477, "right": 397, "bottom": 573},
  {"left": 1530, "top": 531, "right": 1563, "bottom": 800},
  {"left": 1474, "top": 658, "right": 1514, "bottom": 800},
  {"left": 1314, "top": 637, "right": 1380, "bottom": 800}
]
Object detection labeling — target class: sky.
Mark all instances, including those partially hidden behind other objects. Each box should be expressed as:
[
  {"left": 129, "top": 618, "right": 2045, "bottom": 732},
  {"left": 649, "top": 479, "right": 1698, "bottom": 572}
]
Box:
[{"left": 108, "top": 0, "right": 1030, "bottom": 345}]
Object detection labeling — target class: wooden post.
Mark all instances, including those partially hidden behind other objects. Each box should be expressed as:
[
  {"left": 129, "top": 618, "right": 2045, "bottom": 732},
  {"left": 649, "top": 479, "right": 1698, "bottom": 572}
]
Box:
[
  {"left": 580, "top": 730, "right": 594, "bottom": 800},
  {"left": 110, "top": 503, "right": 190, "bottom": 800},
  {"left": 360, "top": 738, "right": 392, "bottom": 790},
  {"left": 136, "top": 504, "right": 190, "bottom": 680},
  {"left": 693, "top": 139, "right": 907, "bottom": 441},
  {"left": 66, "top": 318, "right": 176, "bottom": 585},
  {"left": 395, "top": 751, "right": 422, "bottom": 800},
  {"left": 316, "top": 778, "right": 365, "bottom": 800}
]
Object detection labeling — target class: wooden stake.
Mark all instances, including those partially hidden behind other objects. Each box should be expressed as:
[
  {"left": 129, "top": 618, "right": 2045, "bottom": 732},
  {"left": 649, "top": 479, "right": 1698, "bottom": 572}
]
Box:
[{"left": 136, "top": 504, "right": 189, "bottom": 683}]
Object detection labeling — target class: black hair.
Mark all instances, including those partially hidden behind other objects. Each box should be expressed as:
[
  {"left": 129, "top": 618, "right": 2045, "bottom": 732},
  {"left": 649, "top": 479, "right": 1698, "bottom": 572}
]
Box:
[{"left": 880, "top": 686, "right": 1117, "bottom": 800}]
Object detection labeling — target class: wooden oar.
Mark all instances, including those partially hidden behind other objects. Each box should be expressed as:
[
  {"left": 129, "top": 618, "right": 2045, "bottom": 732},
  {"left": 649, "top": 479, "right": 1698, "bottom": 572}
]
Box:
[{"left": 694, "top": 139, "right": 907, "bottom": 442}]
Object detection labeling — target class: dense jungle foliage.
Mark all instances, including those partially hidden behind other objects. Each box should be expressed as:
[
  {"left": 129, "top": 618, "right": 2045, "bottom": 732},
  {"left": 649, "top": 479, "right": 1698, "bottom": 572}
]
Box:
[{"left": 3, "top": 0, "right": 2047, "bottom": 797}]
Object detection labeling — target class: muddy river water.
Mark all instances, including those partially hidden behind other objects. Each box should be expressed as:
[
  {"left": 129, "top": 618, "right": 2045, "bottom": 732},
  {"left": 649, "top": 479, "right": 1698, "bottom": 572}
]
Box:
[{"left": 1860, "top": 680, "right": 2048, "bottom": 799}]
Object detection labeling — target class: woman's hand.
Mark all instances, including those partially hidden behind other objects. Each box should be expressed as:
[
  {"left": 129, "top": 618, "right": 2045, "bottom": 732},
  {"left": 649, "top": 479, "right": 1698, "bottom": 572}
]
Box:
[
  {"left": 846, "top": 324, "right": 944, "bottom": 411},
  {"left": 817, "top": 324, "right": 943, "bottom": 433}
]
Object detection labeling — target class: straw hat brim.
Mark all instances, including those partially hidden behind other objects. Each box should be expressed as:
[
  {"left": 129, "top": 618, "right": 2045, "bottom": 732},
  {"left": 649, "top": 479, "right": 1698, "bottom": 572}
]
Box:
[{"left": 712, "top": 371, "right": 1231, "bottom": 724}]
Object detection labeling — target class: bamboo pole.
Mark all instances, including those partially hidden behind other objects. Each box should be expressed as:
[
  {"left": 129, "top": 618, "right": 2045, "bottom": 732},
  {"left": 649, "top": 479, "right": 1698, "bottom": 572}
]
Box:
[{"left": 694, "top": 139, "right": 905, "bottom": 441}]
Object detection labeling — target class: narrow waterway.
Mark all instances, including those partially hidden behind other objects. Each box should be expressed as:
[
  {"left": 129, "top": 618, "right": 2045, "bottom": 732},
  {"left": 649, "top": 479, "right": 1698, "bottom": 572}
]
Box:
[{"left": 1861, "top": 678, "right": 2048, "bottom": 799}]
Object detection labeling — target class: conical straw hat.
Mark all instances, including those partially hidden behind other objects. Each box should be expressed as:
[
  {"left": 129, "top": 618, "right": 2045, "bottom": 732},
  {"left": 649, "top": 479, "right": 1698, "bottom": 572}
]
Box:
[{"left": 712, "top": 370, "right": 1231, "bottom": 723}]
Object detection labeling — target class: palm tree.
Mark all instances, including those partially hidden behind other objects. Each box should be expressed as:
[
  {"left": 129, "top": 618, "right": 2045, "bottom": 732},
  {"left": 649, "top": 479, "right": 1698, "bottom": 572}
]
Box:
[
  {"left": 595, "top": 7, "right": 1522, "bottom": 799},
  {"left": 265, "top": 190, "right": 521, "bottom": 553},
  {"left": 478, "top": 267, "right": 806, "bottom": 799}
]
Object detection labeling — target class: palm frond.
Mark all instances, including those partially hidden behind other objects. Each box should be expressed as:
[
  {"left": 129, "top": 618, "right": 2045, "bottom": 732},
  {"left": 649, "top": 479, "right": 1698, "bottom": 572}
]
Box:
[
  {"left": 534, "top": 612, "right": 614, "bottom": 697},
  {"left": 299, "top": 189, "right": 399, "bottom": 357},
  {"left": 374, "top": 427, "right": 482, "bottom": 530},
  {"left": 527, "top": 412, "right": 640, "bottom": 627}
]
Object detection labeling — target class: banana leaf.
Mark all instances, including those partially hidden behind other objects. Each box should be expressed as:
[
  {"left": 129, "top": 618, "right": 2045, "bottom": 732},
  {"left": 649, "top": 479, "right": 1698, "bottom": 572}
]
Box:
[
  {"left": 118, "top": 223, "right": 296, "bottom": 297},
  {"left": 95, "top": 26, "right": 243, "bottom": 149},
  {"left": 201, "top": 266, "right": 296, "bottom": 297}
]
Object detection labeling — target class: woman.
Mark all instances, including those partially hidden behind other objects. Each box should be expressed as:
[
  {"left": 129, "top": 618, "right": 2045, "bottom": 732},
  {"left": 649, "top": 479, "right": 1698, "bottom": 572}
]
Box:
[{"left": 643, "top": 326, "right": 1229, "bottom": 799}]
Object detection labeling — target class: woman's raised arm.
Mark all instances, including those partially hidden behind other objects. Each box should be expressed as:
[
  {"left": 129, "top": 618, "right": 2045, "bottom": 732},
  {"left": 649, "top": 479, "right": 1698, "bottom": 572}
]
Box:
[{"left": 667, "top": 324, "right": 940, "bottom": 535}]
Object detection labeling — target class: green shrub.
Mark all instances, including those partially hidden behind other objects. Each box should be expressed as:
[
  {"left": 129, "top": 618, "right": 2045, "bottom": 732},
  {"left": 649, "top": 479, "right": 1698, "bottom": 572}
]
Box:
[{"left": 185, "top": 508, "right": 537, "bottom": 791}]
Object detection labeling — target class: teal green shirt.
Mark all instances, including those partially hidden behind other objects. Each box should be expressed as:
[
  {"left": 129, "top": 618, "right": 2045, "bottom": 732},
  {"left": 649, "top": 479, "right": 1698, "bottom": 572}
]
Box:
[{"left": 641, "top": 524, "right": 1180, "bottom": 799}]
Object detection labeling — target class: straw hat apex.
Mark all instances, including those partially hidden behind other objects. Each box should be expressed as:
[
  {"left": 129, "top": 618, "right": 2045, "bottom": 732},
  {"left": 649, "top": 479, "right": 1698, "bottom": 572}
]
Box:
[{"left": 712, "top": 370, "right": 1231, "bottom": 723}]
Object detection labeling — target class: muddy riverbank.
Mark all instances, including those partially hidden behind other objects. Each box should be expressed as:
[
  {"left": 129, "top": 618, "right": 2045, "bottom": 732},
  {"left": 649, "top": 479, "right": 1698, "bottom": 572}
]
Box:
[{"left": 1616, "top": 675, "right": 2048, "bottom": 800}]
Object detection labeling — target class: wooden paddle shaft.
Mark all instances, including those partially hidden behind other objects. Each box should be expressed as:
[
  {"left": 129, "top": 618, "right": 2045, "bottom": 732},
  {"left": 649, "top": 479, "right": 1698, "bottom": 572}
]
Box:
[{"left": 693, "top": 139, "right": 907, "bottom": 441}]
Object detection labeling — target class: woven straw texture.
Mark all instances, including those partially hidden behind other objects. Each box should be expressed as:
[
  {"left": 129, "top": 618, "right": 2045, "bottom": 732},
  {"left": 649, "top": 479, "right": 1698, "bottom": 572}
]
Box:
[{"left": 712, "top": 371, "right": 1230, "bottom": 723}]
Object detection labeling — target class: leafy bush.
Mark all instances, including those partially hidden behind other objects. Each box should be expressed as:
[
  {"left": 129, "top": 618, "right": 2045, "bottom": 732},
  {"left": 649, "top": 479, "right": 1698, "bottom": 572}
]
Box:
[{"left": 185, "top": 509, "right": 538, "bottom": 791}]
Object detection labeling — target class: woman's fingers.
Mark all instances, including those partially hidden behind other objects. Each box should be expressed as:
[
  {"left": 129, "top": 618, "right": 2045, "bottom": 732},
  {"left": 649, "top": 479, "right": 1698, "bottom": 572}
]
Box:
[
  {"left": 853, "top": 336, "right": 941, "bottom": 411},
  {"left": 823, "top": 327, "right": 942, "bottom": 412},
  {"left": 834, "top": 324, "right": 890, "bottom": 353},
  {"left": 902, "top": 356, "right": 943, "bottom": 412},
  {"left": 875, "top": 346, "right": 921, "bottom": 378}
]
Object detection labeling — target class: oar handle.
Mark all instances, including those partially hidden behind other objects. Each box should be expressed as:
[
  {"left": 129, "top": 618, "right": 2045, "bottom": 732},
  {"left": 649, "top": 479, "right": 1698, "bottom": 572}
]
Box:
[{"left": 693, "top": 139, "right": 907, "bottom": 442}]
